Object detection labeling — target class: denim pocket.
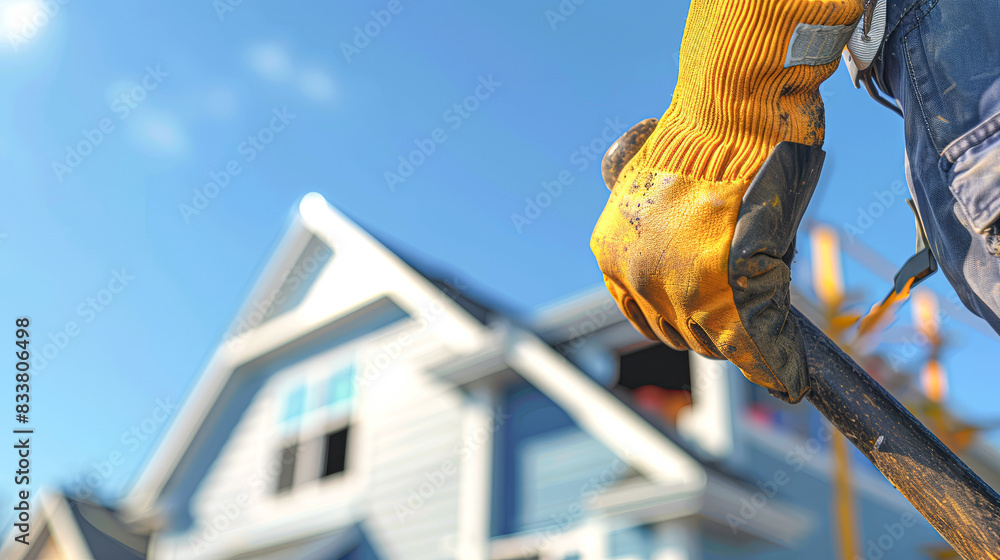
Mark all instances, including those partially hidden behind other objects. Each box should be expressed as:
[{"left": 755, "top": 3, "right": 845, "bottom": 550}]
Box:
[{"left": 942, "top": 108, "right": 1000, "bottom": 235}]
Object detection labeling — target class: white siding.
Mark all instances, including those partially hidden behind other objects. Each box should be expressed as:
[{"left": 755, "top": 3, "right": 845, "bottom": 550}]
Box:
[
  {"left": 151, "top": 322, "right": 470, "bottom": 560},
  {"left": 363, "top": 364, "right": 465, "bottom": 560}
]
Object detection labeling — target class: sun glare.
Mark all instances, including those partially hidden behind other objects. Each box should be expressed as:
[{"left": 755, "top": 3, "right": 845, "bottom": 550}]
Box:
[{"left": 2, "top": 0, "right": 49, "bottom": 41}]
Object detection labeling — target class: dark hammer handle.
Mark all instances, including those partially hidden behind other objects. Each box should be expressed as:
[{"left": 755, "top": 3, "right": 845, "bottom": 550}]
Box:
[{"left": 792, "top": 307, "right": 1000, "bottom": 558}]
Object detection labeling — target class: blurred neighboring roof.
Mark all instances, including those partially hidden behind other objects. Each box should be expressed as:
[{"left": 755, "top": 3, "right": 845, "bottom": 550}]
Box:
[
  {"left": 1, "top": 492, "right": 148, "bottom": 560},
  {"left": 66, "top": 497, "right": 148, "bottom": 560}
]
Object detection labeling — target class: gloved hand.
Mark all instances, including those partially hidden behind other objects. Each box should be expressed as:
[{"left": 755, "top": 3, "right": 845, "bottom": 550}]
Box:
[{"left": 591, "top": 0, "right": 863, "bottom": 403}]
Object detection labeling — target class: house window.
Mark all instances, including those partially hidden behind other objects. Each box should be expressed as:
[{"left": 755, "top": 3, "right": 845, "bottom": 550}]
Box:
[
  {"left": 276, "top": 443, "right": 298, "bottom": 493},
  {"left": 325, "top": 364, "right": 354, "bottom": 409},
  {"left": 614, "top": 343, "right": 693, "bottom": 426},
  {"left": 274, "top": 362, "right": 356, "bottom": 493},
  {"left": 282, "top": 384, "right": 307, "bottom": 422},
  {"left": 322, "top": 427, "right": 349, "bottom": 477}
]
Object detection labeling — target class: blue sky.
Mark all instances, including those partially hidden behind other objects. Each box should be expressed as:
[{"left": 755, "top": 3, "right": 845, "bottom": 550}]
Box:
[{"left": 1, "top": 0, "right": 999, "bottom": 516}]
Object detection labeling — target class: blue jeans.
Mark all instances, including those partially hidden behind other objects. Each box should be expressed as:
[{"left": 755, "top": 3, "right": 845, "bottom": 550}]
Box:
[{"left": 874, "top": 0, "right": 1000, "bottom": 334}]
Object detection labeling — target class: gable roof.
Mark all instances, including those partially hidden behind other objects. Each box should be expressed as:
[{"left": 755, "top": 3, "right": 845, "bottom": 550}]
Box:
[
  {"left": 64, "top": 498, "right": 147, "bottom": 559},
  {"left": 120, "top": 193, "right": 495, "bottom": 526},
  {"left": 116, "top": 193, "right": 764, "bottom": 538}
]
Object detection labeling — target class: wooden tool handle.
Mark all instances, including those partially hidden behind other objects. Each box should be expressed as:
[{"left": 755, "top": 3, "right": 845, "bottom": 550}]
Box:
[{"left": 792, "top": 307, "right": 1000, "bottom": 558}]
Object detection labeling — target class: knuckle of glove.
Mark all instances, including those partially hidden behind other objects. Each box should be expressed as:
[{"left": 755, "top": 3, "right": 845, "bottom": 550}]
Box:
[
  {"left": 596, "top": 247, "right": 691, "bottom": 352},
  {"left": 602, "top": 275, "right": 659, "bottom": 343},
  {"left": 657, "top": 317, "right": 689, "bottom": 352}
]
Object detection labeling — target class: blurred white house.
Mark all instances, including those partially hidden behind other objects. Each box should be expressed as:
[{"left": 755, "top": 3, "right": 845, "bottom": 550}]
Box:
[{"left": 6, "top": 193, "right": 999, "bottom": 560}]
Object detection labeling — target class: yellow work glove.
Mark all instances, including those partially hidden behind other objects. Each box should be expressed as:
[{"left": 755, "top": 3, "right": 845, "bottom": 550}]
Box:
[{"left": 591, "top": 0, "right": 863, "bottom": 402}]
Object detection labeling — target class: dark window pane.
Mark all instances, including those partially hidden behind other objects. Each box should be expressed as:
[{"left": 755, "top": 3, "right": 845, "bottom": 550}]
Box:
[
  {"left": 276, "top": 443, "right": 298, "bottom": 493},
  {"left": 323, "top": 427, "right": 349, "bottom": 477},
  {"left": 618, "top": 344, "right": 690, "bottom": 391},
  {"left": 616, "top": 344, "right": 693, "bottom": 426}
]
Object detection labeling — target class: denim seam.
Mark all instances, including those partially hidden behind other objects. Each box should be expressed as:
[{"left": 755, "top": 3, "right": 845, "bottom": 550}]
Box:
[
  {"left": 904, "top": 33, "right": 939, "bottom": 154},
  {"left": 875, "top": 0, "right": 932, "bottom": 100},
  {"left": 912, "top": 0, "right": 940, "bottom": 28},
  {"left": 885, "top": 0, "right": 933, "bottom": 41},
  {"left": 901, "top": 0, "right": 943, "bottom": 154}
]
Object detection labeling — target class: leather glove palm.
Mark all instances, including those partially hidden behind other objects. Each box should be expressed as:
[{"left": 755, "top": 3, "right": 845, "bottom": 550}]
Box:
[{"left": 591, "top": 0, "right": 862, "bottom": 402}]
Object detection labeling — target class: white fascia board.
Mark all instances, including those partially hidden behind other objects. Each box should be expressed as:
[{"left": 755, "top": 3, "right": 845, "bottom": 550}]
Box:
[
  {"left": 223, "top": 198, "right": 487, "bottom": 362},
  {"left": 295, "top": 193, "right": 489, "bottom": 354},
  {"left": 592, "top": 474, "right": 812, "bottom": 547},
  {"left": 592, "top": 476, "right": 705, "bottom": 521},
  {"left": 223, "top": 211, "right": 316, "bottom": 340},
  {"left": 504, "top": 328, "right": 706, "bottom": 491},
  {"left": 426, "top": 343, "right": 507, "bottom": 386}
]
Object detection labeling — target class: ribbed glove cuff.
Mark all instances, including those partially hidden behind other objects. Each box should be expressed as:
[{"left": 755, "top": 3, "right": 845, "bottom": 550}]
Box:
[{"left": 635, "top": 0, "right": 863, "bottom": 183}]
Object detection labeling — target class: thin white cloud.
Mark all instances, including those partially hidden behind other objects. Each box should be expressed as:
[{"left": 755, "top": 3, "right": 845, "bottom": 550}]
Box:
[
  {"left": 297, "top": 67, "right": 335, "bottom": 102},
  {"left": 245, "top": 41, "right": 337, "bottom": 104},
  {"left": 247, "top": 43, "right": 293, "bottom": 82},
  {"left": 128, "top": 111, "right": 189, "bottom": 158}
]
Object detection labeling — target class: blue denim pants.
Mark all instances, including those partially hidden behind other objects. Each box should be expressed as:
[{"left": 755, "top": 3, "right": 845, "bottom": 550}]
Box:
[{"left": 874, "top": 0, "right": 1000, "bottom": 334}]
